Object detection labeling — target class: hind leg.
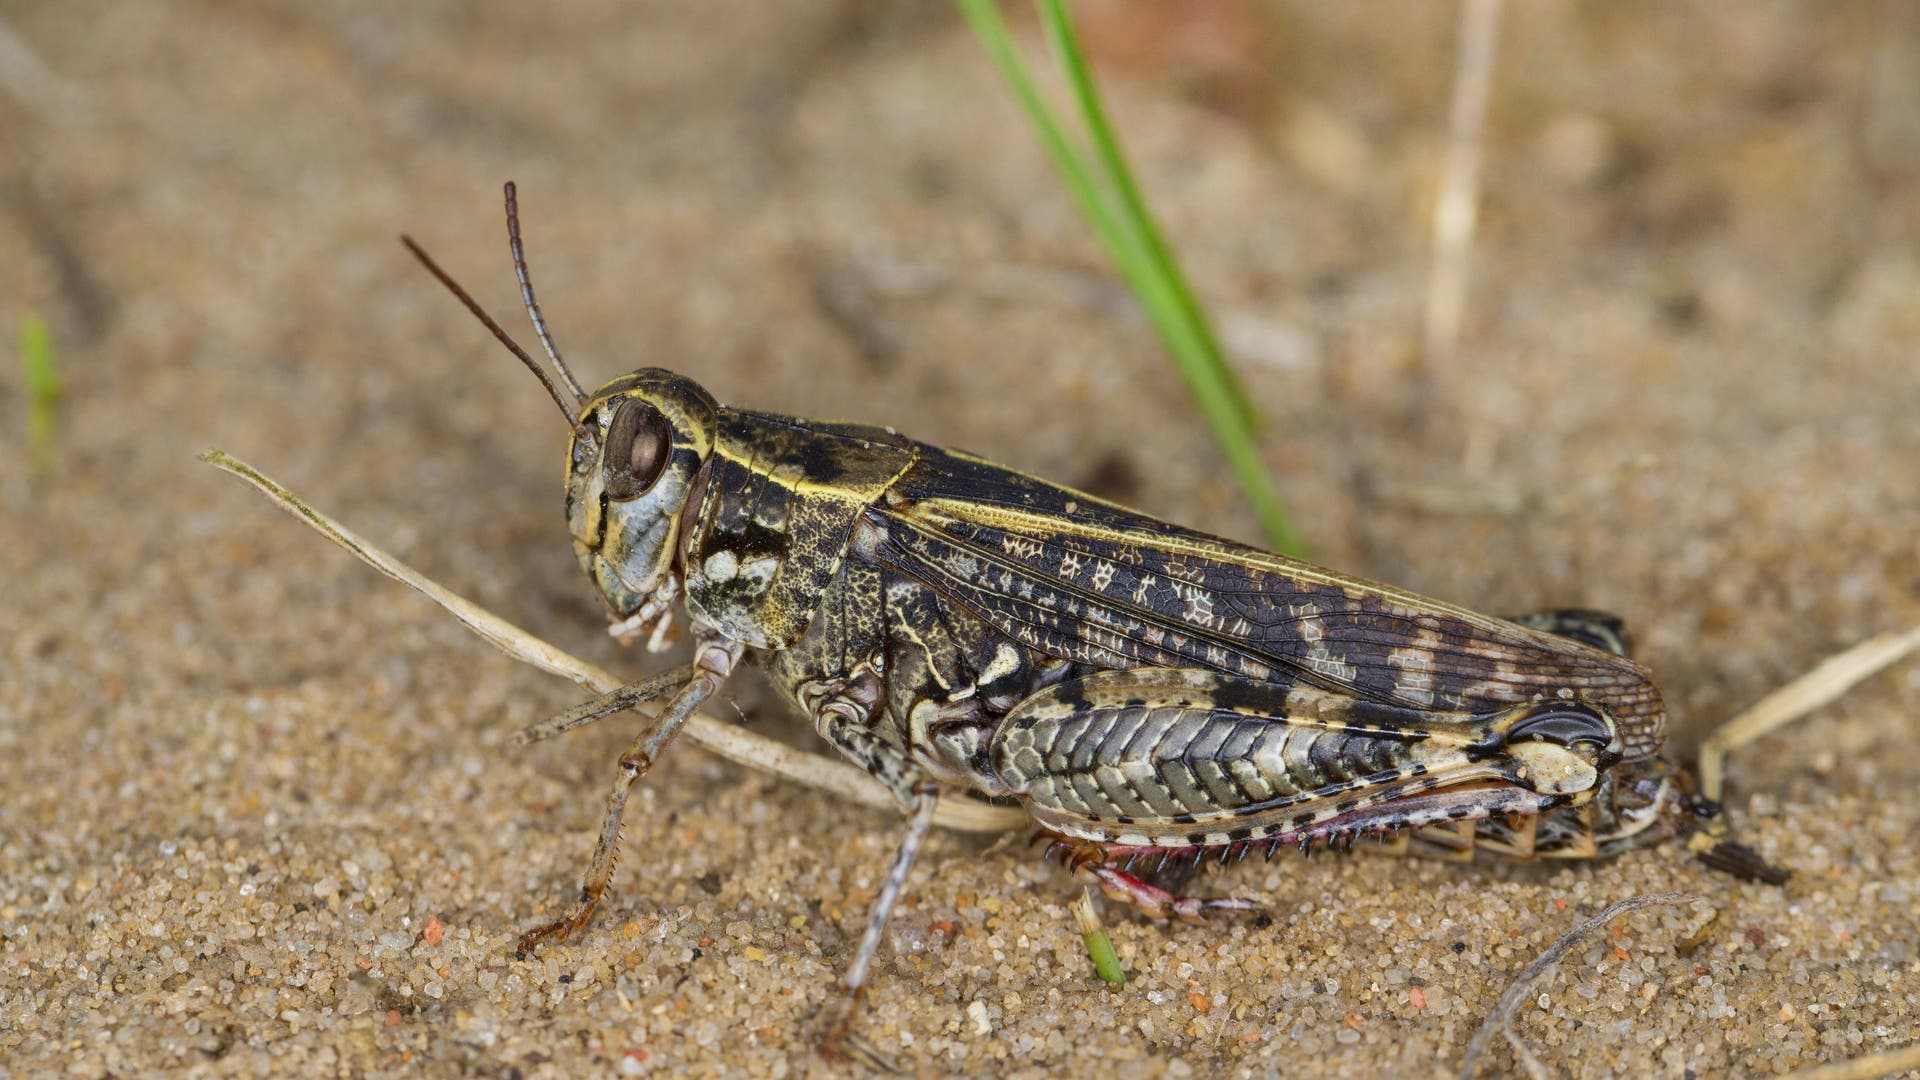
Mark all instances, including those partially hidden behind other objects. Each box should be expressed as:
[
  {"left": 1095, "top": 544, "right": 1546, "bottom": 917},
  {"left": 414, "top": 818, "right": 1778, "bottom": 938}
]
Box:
[
  {"left": 1086, "top": 865, "right": 1263, "bottom": 923},
  {"left": 1043, "top": 836, "right": 1261, "bottom": 923}
]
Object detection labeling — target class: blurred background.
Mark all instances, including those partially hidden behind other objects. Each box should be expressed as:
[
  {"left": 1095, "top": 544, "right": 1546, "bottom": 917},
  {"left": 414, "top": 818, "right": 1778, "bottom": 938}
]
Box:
[{"left": 4, "top": 2, "right": 1918, "bottom": 1075}]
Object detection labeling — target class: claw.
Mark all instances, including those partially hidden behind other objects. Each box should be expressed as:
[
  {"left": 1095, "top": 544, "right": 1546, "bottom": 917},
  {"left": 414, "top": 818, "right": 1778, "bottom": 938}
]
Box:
[
  {"left": 515, "top": 888, "right": 603, "bottom": 958},
  {"left": 517, "top": 914, "right": 583, "bottom": 958},
  {"left": 816, "top": 989, "right": 902, "bottom": 1074}
]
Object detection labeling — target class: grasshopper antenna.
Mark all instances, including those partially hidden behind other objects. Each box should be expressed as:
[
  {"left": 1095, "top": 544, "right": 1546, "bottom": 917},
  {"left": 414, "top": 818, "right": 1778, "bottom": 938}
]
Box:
[
  {"left": 399, "top": 234, "right": 588, "bottom": 436},
  {"left": 503, "top": 181, "right": 588, "bottom": 404}
]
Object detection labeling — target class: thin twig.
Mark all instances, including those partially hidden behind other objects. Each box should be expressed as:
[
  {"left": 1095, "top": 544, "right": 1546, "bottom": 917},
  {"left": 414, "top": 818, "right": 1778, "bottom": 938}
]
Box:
[
  {"left": 1459, "top": 892, "right": 1699, "bottom": 1079},
  {"left": 1500, "top": 1018, "right": 1550, "bottom": 1080},
  {"left": 199, "top": 450, "right": 1027, "bottom": 834}
]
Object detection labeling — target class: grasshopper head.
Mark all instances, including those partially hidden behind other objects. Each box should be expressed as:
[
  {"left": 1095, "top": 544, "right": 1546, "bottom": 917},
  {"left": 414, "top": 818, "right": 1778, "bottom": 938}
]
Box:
[
  {"left": 398, "top": 188, "right": 721, "bottom": 647},
  {"left": 567, "top": 368, "right": 718, "bottom": 647}
]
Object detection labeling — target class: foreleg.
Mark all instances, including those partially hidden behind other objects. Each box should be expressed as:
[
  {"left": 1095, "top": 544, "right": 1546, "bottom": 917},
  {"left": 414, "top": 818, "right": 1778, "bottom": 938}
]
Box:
[{"left": 516, "top": 637, "right": 743, "bottom": 956}]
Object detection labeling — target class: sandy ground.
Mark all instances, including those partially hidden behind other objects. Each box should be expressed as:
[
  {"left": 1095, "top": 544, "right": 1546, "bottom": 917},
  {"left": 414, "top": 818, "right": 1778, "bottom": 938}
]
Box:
[{"left": 4, "top": 2, "right": 1919, "bottom": 1076}]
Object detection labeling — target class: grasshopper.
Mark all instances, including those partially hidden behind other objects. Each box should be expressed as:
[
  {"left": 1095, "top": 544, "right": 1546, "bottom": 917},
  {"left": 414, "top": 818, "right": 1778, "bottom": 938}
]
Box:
[{"left": 397, "top": 185, "right": 1759, "bottom": 1043}]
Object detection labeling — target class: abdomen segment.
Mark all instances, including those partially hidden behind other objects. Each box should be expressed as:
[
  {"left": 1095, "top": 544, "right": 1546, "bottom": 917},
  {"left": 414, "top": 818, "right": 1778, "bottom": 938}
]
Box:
[{"left": 988, "top": 668, "right": 1620, "bottom": 849}]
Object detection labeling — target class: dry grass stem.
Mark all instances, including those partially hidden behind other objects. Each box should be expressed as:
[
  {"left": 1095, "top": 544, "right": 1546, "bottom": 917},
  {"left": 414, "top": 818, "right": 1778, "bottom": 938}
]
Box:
[
  {"left": 1698, "top": 626, "right": 1920, "bottom": 801},
  {"left": 1777, "top": 1042, "right": 1920, "bottom": 1080},
  {"left": 199, "top": 449, "right": 1026, "bottom": 834},
  {"left": 0, "top": 16, "right": 88, "bottom": 116},
  {"left": 1425, "top": 0, "right": 1502, "bottom": 384}
]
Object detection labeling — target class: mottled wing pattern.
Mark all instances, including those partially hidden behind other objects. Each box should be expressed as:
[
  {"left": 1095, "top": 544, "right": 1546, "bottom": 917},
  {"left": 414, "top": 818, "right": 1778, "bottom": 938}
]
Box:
[{"left": 869, "top": 447, "right": 1666, "bottom": 760}]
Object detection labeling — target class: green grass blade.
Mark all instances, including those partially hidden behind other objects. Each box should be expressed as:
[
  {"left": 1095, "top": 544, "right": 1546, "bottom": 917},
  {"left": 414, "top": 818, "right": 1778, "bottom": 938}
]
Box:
[
  {"left": 1037, "top": 0, "right": 1258, "bottom": 434},
  {"left": 19, "top": 314, "right": 63, "bottom": 475},
  {"left": 953, "top": 0, "right": 1133, "bottom": 263},
  {"left": 1071, "top": 886, "right": 1126, "bottom": 986},
  {"left": 956, "top": 0, "right": 1306, "bottom": 557}
]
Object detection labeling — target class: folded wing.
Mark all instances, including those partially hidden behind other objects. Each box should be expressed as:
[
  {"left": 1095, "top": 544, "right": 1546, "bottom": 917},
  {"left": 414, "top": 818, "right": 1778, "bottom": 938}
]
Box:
[{"left": 867, "top": 446, "right": 1666, "bottom": 760}]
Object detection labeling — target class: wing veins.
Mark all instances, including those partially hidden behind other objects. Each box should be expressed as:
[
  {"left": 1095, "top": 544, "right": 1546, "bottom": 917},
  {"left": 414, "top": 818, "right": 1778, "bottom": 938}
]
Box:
[{"left": 873, "top": 509, "right": 1458, "bottom": 704}]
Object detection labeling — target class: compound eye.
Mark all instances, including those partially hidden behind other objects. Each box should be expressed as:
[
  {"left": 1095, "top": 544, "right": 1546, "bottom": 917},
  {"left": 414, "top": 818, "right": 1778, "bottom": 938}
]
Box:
[{"left": 602, "top": 398, "right": 672, "bottom": 500}]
